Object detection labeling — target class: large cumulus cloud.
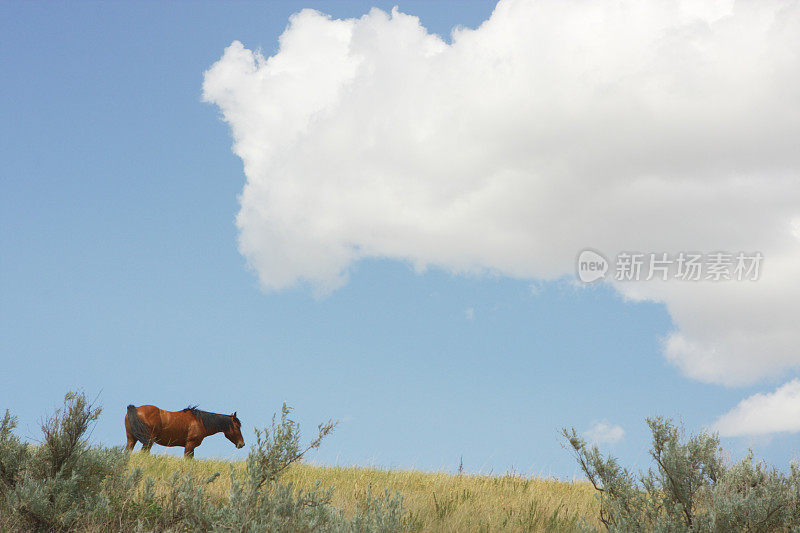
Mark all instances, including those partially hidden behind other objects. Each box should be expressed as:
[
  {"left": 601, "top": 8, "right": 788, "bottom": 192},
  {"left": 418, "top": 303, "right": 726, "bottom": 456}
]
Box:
[{"left": 203, "top": 0, "right": 800, "bottom": 389}]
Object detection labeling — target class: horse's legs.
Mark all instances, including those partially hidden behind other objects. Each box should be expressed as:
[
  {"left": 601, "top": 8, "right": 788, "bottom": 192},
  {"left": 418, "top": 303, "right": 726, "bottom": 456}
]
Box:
[
  {"left": 142, "top": 442, "right": 153, "bottom": 454},
  {"left": 184, "top": 439, "right": 201, "bottom": 459}
]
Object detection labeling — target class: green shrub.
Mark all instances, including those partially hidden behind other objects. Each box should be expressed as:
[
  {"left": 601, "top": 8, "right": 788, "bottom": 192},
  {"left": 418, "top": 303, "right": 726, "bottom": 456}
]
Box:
[
  {"left": 0, "top": 410, "right": 29, "bottom": 495},
  {"left": 565, "top": 417, "right": 800, "bottom": 531},
  {"left": 1, "top": 392, "right": 141, "bottom": 531},
  {"left": 218, "top": 402, "right": 405, "bottom": 531}
]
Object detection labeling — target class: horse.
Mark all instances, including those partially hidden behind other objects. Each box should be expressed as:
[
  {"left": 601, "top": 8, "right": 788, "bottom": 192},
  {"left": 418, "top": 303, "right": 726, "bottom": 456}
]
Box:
[{"left": 125, "top": 404, "right": 244, "bottom": 458}]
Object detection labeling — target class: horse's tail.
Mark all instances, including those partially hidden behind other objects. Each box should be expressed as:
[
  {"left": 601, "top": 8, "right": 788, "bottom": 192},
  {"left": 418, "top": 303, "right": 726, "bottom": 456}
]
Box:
[{"left": 127, "top": 405, "right": 152, "bottom": 445}]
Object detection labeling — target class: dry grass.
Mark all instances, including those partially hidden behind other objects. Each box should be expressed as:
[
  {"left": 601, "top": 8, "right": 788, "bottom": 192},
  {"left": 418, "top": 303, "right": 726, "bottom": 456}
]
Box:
[{"left": 128, "top": 453, "right": 600, "bottom": 532}]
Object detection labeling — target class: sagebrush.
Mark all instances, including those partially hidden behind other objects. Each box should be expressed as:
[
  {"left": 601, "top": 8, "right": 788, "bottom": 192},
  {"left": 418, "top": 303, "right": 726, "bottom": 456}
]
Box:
[{"left": 565, "top": 417, "right": 800, "bottom": 531}]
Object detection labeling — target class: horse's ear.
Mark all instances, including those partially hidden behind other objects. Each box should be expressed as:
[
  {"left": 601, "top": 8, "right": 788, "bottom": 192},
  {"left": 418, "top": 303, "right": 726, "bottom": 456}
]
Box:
[{"left": 232, "top": 411, "right": 237, "bottom": 418}]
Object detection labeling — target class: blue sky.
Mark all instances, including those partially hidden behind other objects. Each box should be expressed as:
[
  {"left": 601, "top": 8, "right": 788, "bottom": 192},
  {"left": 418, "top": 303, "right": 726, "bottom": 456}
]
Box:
[{"left": 2, "top": 1, "right": 799, "bottom": 478}]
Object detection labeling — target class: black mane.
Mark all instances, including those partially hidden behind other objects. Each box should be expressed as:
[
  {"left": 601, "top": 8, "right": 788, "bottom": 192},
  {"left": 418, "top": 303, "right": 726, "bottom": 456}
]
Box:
[{"left": 183, "top": 406, "right": 232, "bottom": 434}]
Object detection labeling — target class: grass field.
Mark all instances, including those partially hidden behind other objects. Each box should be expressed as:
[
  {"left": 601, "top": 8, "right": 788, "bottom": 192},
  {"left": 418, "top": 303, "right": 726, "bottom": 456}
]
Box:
[{"left": 128, "top": 453, "right": 600, "bottom": 532}]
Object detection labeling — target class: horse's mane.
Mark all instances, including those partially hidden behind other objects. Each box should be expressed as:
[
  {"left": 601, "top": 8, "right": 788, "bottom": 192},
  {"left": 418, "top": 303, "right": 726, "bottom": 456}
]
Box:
[{"left": 183, "top": 405, "right": 233, "bottom": 434}]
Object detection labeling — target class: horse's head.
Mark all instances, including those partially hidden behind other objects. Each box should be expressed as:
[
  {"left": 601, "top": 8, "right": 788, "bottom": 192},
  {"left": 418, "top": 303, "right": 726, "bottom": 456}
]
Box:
[{"left": 225, "top": 412, "right": 245, "bottom": 449}]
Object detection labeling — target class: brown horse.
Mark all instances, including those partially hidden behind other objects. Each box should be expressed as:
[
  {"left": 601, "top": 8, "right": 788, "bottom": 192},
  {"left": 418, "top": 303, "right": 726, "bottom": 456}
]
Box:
[{"left": 125, "top": 404, "right": 244, "bottom": 458}]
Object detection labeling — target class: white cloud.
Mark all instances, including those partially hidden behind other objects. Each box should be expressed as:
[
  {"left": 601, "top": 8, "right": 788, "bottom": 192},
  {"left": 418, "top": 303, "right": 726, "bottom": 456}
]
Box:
[
  {"left": 711, "top": 379, "right": 800, "bottom": 437},
  {"left": 203, "top": 1, "right": 800, "bottom": 385},
  {"left": 586, "top": 421, "right": 625, "bottom": 445}
]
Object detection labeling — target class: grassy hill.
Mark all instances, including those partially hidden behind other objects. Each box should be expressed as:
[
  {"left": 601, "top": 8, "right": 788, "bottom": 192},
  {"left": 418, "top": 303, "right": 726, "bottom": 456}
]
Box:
[
  {"left": 129, "top": 453, "right": 599, "bottom": 531},
  {"left": 10, "top": 394, "right": 798, "bottom": 531}
]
